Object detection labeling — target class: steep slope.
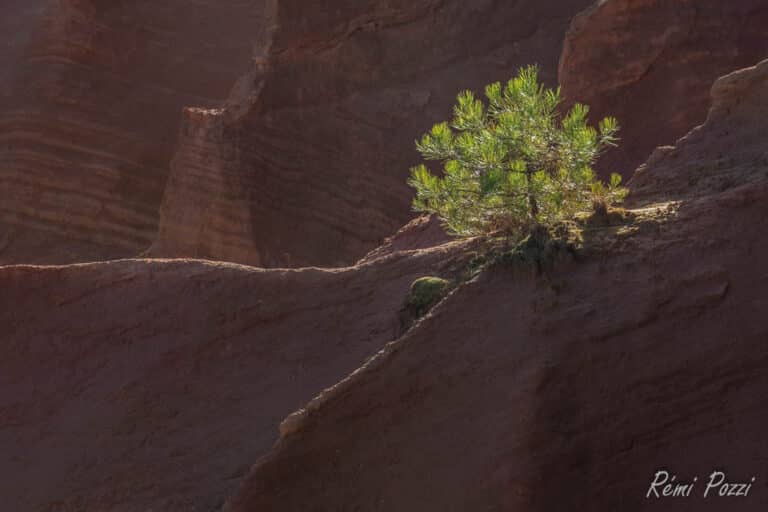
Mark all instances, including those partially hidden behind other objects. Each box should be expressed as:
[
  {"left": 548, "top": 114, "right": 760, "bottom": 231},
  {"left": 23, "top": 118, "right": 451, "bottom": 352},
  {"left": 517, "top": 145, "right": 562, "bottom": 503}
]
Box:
[
  {"left": 0, "top": 239, "right": 475, "bottom": 511},
  {"left": 0, "top": 0, "right": 264, "bottom": 264},
  {"left": 225, "top": 61, "right": 768, "bottom": 511},
  {"left": 559, "top": 0, "right": 768, "bottom": 178},
  {"left": 150, "top": 0, "right": 594, "bottom": 268}
]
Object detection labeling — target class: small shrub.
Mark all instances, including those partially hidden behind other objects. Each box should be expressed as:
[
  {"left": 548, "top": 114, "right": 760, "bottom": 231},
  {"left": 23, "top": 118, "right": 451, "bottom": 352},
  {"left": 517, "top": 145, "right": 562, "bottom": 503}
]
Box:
[
  {"left": 408, "top": 65, "right": 627, "bottom": 240},
  {"left": 590, "top": 172, "right": 628, "bottom": 218},
  {"left": 405, "top": 276, "right": 452, "bottom": 318}
]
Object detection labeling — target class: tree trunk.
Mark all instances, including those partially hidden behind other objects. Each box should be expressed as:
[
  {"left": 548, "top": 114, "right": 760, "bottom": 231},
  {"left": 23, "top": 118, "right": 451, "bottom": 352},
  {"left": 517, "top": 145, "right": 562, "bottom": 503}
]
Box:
[{"left": 526, "top": 169, "right": 539, "bottom": 221}]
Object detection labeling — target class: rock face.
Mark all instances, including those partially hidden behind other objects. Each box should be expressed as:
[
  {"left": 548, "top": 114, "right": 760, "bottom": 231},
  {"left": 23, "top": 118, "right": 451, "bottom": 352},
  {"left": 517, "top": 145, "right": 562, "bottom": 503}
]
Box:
[
  {"left": 356, "top": 214, "right": 452, "bottom": 265},
  {"left": 224, "top": 61, "right": 768, "bottom": 511},
  {"left": 0, "top": 0, "right": 265, "bottom": 264},
  {"left": 559, "top": 0, "right": 768, "bottom": 178},
  {"left": 0, "top": 240, "right": 475, "bottom": 510},
  {"left": 0, "top": 0, "right": 46, "bottom": 106},
  {"left": 151, "top": 0, "right": 594, "bottom": 268},
  {"left": 629, "top": 59, "right": 768, "bottom": 203}
]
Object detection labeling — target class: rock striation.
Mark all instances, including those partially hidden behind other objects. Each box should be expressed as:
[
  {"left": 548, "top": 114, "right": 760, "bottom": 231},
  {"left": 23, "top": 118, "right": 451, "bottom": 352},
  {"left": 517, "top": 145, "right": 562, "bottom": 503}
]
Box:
[
  {"left": 0, "top": 0, "right": 46, "bottom": 107},
  {"left": 224, "top": 60, "right": 768, "bottom": 511},
  {"left": 151, "top": 0, "right": 594, "bottom": 268},
  {"left": 559, "top": 0, "right": 768, "bottom": 178},
  {"left": 0, "top": 0, "right": 265, "bottom": 264}
]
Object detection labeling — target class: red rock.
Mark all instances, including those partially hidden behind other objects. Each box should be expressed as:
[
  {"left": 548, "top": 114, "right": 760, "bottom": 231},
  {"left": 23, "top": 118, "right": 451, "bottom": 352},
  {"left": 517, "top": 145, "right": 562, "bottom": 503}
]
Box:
[
  {"left": 0, "top": 0, "right": 45, "bottom": 107},
  {"left": 629, "top": 59, "right": 768, "bottom": 203},
  {"left": 356, "top": 214, "right": 453, "bottom": 264},
  {"left": 223, "top": 60, "right": 768, "bottom": 511},
  {"left": 151, "top": 0, "right": 594, "bottom": 268},
  {"left": 0, "top": 239, "right": 475, "bottom": 510},
  {"left": 0, "top": 0, "right": 266, "bottom": 264},
  {"left": 559, "top": 0, "right": 768, "bottom": 179}
]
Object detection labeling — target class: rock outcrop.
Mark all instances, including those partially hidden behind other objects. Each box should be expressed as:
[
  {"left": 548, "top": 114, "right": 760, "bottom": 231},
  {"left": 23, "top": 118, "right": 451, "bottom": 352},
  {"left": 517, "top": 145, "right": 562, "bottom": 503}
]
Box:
[
  {"left": 559, "top": 0, "right": 768, "bottom": 178},
  {"left": 151, "top": 0, "right": 594, "bottom": 268},
  {"left": 224, "top": 60, "right": 768, "bottom": 511},
  {"left": 356, "top": 214, "right": 451, "bottom": 265},
  {"left": 0, "top": 238, "right": 476, "bottom": 510},
  {"left": 629, "top": 59, "right": 768, "bottom": 203},
  {"left": 0, "top": 0, "right": 265, "bottom": 264}
]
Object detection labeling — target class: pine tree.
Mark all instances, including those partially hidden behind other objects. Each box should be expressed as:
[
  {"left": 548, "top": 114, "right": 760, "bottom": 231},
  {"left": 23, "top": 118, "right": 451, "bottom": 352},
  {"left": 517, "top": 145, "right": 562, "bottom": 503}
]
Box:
[{"left": 408, "top": 65, "right": 626, "bottom": 237}]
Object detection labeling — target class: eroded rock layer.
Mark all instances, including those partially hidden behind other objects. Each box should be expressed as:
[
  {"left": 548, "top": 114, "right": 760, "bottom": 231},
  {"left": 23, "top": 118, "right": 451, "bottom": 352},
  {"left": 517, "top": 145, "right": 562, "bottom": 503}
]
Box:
[
  {"left": 559, "top": 0, "right": 768, "bottom": 178},
  {"left": 151, "top": 0, "right": 594, "bottom": 268},
  {"left": 0, "top": 0, "right": 264, "bottom": 264},
  {"left": 0, "top": 238, "right": 475, "bottom": 510},
  {"left": 224, "top": 61, "right": 768, "bottom": 511}
]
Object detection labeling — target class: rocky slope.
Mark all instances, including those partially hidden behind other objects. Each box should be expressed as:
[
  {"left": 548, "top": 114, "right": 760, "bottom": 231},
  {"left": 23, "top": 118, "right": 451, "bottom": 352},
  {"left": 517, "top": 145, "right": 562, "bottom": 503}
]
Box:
[
  {"left": 0, "top": 238, "right": 476, "bottom": 511},
  {"left": 150, "top": 0, "right": 594, "bottom": 268},
  {"left": 224, "top": 60, "right": 768, "bottom": 511},
  {"left": 559, "top": 0, "right": 768, "bottom": 178},
  {"left": 0, "top": 0, "right": 265, "bottom": 264}
]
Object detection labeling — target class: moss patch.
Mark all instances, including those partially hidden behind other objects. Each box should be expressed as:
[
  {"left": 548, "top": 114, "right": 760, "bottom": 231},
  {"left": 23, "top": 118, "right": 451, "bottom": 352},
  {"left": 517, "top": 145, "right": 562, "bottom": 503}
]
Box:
[{"left": 405, "top": 277, "right": 452, "bottom": 318}]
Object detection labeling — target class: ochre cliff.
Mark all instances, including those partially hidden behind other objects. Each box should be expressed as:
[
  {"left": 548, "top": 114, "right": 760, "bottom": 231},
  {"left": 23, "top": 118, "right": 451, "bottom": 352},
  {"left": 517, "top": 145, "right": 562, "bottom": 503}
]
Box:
[
  {"left": 559, "top": 0, "right": 768, "bottom": 178},
  {"left": 0, "top": 0, "right": 265, "bottom": 264},
  {"left": 151, "top": 0, "right": 594, "bottom": 268},
  {"left": 224, "top": 60, "right": 768, "bottom": 511},
  {"left": 0, "top": 238, "right": 476, "bottom": 511}
]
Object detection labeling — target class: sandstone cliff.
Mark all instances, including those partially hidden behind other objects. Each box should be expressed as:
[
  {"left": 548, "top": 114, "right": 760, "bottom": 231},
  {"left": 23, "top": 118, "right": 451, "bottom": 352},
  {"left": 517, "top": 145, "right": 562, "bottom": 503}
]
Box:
[
  {"left": 224, "top": 60, "right": 768, "bottom": 511},
  {"left": 559, "top": 0, "right": 768, "bottom": 178},
  {"left": 151, "top": 0, "right": 594, "bottom": 268},
  {"left": 0, "top": 0, "right": 265, "bottom": 264}
]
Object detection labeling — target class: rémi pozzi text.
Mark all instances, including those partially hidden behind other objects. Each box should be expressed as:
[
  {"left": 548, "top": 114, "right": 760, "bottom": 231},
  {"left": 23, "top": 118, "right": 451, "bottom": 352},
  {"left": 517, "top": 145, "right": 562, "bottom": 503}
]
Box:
[{"left": 646, "top": 470, "right": 756, "bottom": 499}]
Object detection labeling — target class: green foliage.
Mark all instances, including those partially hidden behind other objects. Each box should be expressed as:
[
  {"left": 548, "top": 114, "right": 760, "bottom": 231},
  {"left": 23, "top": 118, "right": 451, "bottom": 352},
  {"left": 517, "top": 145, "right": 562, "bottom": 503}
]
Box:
[
  {"left": 405, "top": 277, "right": 452, "bottom": 317},
  {"left": 408, "top": 65, "right": 626, "bottom": 238},
  {"left": 590, "top": 172, "right": 628, "bottom": 215}
]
